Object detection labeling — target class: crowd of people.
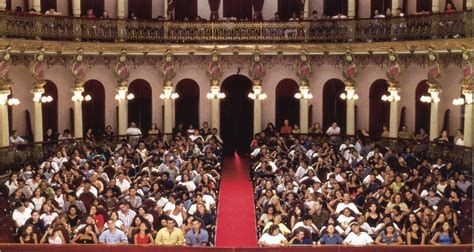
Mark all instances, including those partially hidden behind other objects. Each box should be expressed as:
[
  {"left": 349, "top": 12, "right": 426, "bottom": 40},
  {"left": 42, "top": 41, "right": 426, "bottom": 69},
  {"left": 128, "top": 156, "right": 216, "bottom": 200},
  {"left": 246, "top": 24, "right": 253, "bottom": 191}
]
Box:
[
  {"left": 3, "top": 122, "right": 223, "bottom": 246},
  {"left": 251, "top": 120, "right": 471, "bottom": 247}
]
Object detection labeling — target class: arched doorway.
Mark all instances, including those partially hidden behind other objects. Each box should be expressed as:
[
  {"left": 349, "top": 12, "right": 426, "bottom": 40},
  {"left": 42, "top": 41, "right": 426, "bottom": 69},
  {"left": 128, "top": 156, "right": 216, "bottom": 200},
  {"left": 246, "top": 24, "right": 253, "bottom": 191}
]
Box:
[
  {"left": 323, "top": 79, "right": 346, "bottom": 132},
  {"left": 369, "top": 79, "right": 390, "bottom": 137},
  {"left": 128, "top": 79, "right": 152, "bottom": 134},
  {"left": 41, "top": 0, "right": 57, "bottom": 13},
  {"left": 371, "top": 0, "right": 391, "bottom": 17},
  {"left": 324, "top": 0, "right": 349, "bottom": 16},
  {"left": 128, "top": 0, "right": 152, "bottom": 19},
  {"left": 220, "top": 75, "right": 253, "bottom": 155},
  {"left": 42, "top": 80, "right": 58, "bottom": 134},
  {"left": 417, "top": 0, "right": 432, "bottom": 12},
  {"left": 81, "top": 0, "right": 104, "bottom": 16},
  {"left": 275, "top": 79, "right": 300, "bottom": 129},
  {"left": 415, "top": 80, "right": 430, "bottom": 133},
  {"left": 175, "top": 79, "right": 200, "bottom": 130},
  {"left": 83, "top": 80, "right": 105, "bottom": 136}
]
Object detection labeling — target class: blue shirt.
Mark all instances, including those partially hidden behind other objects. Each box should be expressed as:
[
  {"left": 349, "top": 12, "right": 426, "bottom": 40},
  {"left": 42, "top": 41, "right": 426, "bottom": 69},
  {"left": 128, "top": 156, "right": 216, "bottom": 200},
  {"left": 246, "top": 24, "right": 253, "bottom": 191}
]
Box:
[
  {"left": 99, "top": 229, "right": 128, "bottom": 244},
  {"left": 185, "top": 229, "right": 209, "bottom": 246},
  {"left": 319, "top": 233, "right": 343, "bottom": 244}
]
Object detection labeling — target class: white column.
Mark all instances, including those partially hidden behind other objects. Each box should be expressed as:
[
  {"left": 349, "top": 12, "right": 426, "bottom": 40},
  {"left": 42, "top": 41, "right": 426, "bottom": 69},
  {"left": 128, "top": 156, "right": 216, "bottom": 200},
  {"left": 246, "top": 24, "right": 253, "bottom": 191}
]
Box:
[
  {"left": 303, "top": 0, "right": 309, "bottom": 18},
  {"left": 0, "top": 93, "right": 9, "bottom": 147},
  {"left": 254, "top": 98, "right": 261, "bottom": 134},
  {"left": 346, "top": 99, "right": 355, "bottom": 136},
  {"left": 72, "top": 0, "right": 81, "bottom": 17},
  {"left": 211, "top": 99, "right": 220, "bottom": 132},
  {"left": 118, "top": 99, "right": 128, "bottom": 136},
  {"left": 464, "top": 93, "right": 474, "bottom": 147},
  {"left": 432, "top": 0, "right": 440, "bottom": 13},
  {"left": 164, "top": 99, "right": 172, "bottom": 134},
  {"left": 348, "top": 0, "right": 356, "bottom": 18},
  {"left": 429, "top": 89, "right": 440, "bottom": 141},
  {"left": 117, "top": 0, "right": 126, "bottom": 19},
  {"left": 72, "top": 89, "right": 83, "bottom": 138},
  {"left": 33, "top": 0, "right": 40, "bottom": 12},
  {"left": 467, "top": 0, "right": 472, "bottom": 10},
  {"left": 33, "top": 101, "right": 43, "bottom": 142},
  {"left": 164, "top": 0, "right": 168, "bottom": 18},
  {"left": 0, "top": 0, "right": 6, "bottom": 11},
  {"left": 388, "top": 89, "right": 399, "bottom": 138},
  {"left": 392, "top": 0, "right": 399, "bottom": 12},
  {"left": 300, "top": 99, "right": 309, "bottom": 133}
]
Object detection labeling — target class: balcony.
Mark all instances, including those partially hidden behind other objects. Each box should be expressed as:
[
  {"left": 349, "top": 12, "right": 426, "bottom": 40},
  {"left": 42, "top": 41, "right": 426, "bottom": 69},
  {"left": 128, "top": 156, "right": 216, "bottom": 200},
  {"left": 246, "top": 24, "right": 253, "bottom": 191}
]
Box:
[{"left": 0, "top": 11, "right": 471, "bottom": 44}]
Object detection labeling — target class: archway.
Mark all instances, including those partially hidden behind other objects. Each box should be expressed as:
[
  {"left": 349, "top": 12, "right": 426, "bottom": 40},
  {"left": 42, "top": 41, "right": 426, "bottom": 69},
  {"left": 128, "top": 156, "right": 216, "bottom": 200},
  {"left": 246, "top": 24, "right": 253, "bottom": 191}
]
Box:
[
  {"left": 42, "top": 80, "right": 58, "bottom": 134},
  {"left": 324, "top": 0, "right": 349, "bottom": 16},
  {"left": 41, "top": 0, "right": 57, "bottom": 13},
  {"left": 128, "top": 0, "right": 152, "bottom": 19},
  {"left": 415, "top": 80, "right": 430, "bottom": 133},
  {"left": 369, "top": 79, "right": 390, "bottom": 137},
  {"left": 275, "top": 79, "right": 300, "bottom": 129},
  {"left": 220, "top": 75, "right": 253, "bottom": 155},
  {"left": 81, "top": 0, "right": 104, "bottom": 16},
  {"left": 83, "top": 80, "right": 105, "bottom": 136},
  {"left": 128, "top": 79, "right": 152, "bottom": 134},
  {"left": 323, "top": 79, "right": 346, "bottom": 132},
  {"left": 371, "top": 0, "right": 391, "bottom": 17},
  {"left": 175, "top": 79, "right": 200, "bottom": 130}
]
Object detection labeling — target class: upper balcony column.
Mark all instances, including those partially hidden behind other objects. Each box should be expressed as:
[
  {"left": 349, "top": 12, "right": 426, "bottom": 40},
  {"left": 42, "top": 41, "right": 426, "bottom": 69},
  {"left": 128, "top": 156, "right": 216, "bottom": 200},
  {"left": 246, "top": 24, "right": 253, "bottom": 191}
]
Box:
[
  {"left": 348, "top": 0, "right": 356, "bottom": 18},
  {"left": 303, "top": 0, "right": 309, "bottom": 18},
  {"left": 432, "top": 0, "right": 440, "bottom": 13},
  {"left": 72, "top": 0, "right": 81, "bottom": 17},
  {"left": 391, "top": 0, "right": 399, "bottom": 11},
  {"left": 117, "top": 0, "right": 126, "bottom": 19},
  {"left": 0, "top": 0, "right": 6, "bottom": 11},
  {"left": 33, "top": 0, "right": 40, "bottom": 13}
]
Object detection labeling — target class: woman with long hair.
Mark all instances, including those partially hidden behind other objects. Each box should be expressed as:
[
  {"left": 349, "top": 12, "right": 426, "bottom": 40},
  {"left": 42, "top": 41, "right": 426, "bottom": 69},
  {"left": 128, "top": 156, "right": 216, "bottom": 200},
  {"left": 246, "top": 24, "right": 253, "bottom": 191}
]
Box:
[
  {"left": 71, "top": 224, "right": 98, "bottom": 244},
  {"left": 407, "top": 222, "right": 426, "bottom": 245},
  {"left": 430, "top": 222, "right": 461, "bottom": 245},
  {"left": 134, "top": 222, "right": 154, "bottom": 244},
  {"left": 19, "top": 224, "right": 38, "bottom": 244}
]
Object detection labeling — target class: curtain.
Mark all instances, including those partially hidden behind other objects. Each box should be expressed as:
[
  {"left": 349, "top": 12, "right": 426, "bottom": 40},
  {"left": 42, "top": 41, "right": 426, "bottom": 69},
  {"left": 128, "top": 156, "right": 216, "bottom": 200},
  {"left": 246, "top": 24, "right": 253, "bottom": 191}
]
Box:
[
  {"left": 128, "top": 79, "right": 152, "bottom": 134},
  {"left": 324, "top": 0, "right": 348, "bottom": 17},
  {"left": 25, "top": 110, "right": 33, "bottom": 141},
  {"left": 322, "top": 79, "right": 346, "bottom": 133},
  {"left": 40, "top": 0, "right": 57, "bottom": 13},
  {"left": 82, "top": 80, "right": 105, "bottom": 136},
  {"left": 278, "top": 0, "right": 303, "bottom": 20},
  {"left": 223, "top": 0, "right": 252, "bottom": 20},
  {"left": 209, "top": 0, "right": 221, "bottom": 20},
  {"left": 252, "top": 0, "right": 264, "bottom": 20},
  {"left": 175, "top": 0, "right": 198, "bottom": 20},
  {"left": 417, "top": 0, "right": 432, "bottom": 12},
  {"left": 42, "top": 80, "right": 58, "bottom": 134},
  {"left": 6, "top": 0, "right": 11, "bottom": 11},
  {"left": 371, "top": 0, "right": 391, "bottom": 17},
  {"left": 220, "top": 75, "right": 253, "bottom": 154},
  {"left": 442, "top": 109, "right": 450, "bottom": 134},
  {"left": 81, "top": 0, "right": 104, "bottom": 17},
  {"left": 175, "top": 79, "right": 200, "bottom": 129},
  {"left": 369, "top": 79, "right": 390, "bottom": 137},
  {"left": 275, "top": 79, "right": 300, "bottom": 129},
  {"left": 399, "top": 106, "right": 406, "bottom": 131},
  {"left": 128, "top": 0, "right": 152, "bottom": 19},
  {"left": 415, "top": 80, "right": 430, "bottom": 132}
]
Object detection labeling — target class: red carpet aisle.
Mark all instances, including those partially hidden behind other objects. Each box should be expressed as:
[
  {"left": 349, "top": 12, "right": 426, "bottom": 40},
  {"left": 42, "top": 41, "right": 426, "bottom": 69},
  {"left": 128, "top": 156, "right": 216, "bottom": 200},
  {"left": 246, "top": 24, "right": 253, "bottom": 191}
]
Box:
[{"left": 215, "top": 153, "right": 257, "bottom": 247}]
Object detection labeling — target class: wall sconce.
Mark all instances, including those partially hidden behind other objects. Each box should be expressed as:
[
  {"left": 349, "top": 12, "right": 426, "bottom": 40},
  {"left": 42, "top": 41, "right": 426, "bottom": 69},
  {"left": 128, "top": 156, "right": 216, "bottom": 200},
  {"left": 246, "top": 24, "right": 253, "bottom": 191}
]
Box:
[
  {"left": 294, "top": 86, "right": 313, "bottom": 100},
  {"left": 420, "top": 90, "right": 440, "bottom": 104},
  {"left": 33, "top": 92, "right": 53, "bottom": 103},
  {"left": 71, "top": 91, "right": 91, "bottom": 102},
  {"left": 453, "top": 93, "right": 473, "bottom": 105},
  {"left": 381, "top": 93, "right": 401, "bottom": 102},
  {"left": 115, "top": 89, "right": 135, "bottom": 101},
  {"left": 160, "top": 87, "right": 179, "bottom": 100},
  {"left": 206, "top": 87, "right": 225, "bottom": 100},
  {"left": 248, "top": 86, "right": 267, "bottom": 100},
  {"left": 0, "top": 96, "right": 20, "bottom": 106},
  {"left": 340, "top": 88, "right": 359, "bottom": 101}
]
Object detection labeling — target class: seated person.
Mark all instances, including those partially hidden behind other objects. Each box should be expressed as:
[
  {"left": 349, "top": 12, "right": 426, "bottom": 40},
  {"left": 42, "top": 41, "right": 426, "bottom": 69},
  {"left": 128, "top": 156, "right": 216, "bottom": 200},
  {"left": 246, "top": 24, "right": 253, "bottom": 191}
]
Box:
[{"left": 258, "top": 224, "right": 288, "bottom": 247}]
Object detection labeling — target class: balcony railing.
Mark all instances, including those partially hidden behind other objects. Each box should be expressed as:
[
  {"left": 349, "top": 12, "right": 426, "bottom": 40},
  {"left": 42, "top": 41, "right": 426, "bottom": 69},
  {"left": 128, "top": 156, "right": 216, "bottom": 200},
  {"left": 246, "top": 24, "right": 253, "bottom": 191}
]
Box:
[{"left": 0, "top": 11, "right": 471, "bottom": 43}]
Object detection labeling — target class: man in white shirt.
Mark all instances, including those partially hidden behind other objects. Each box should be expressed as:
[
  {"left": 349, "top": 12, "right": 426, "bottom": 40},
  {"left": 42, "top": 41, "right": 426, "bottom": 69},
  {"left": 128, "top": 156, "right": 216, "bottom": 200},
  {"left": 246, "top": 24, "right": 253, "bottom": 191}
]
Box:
[
  {"left": 116, "top": 173, "right": 131, "bottom": 193},
  {"left": 343, "top": 223, "right": 373, "bottom": 245},
  {"left": 10, "top": 130, "right": 26, "bottom": 145},
  {"left": 326, "top": 122, "right": 341, "bottom": 136},
  {"left": 12, "top": 202, "right": 32, "bottom": 228},
  {"left": 335, "top": 193, "right": 361, "bottom": 214},
  {"left": 126, "top": 122, "right": 142, "bottom": 146}
]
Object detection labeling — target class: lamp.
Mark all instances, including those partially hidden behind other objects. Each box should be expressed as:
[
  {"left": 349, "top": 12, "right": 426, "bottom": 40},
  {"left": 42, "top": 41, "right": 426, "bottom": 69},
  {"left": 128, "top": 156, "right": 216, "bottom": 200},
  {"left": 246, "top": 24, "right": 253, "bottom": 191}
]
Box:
[
  {"left": 115, "top": 89, "right": 135, "bottom": 101},
  {"left": 248, "top": 86, "right": 267, "bottom": 100},
  {"left": 381, "top": 91, "right": 401, "bottom": 102},
  {"left": 453, "top": 93, "right": 473, "bottom": 105},
  {"left": 206, "top": 87, "right": 225, "bottom": 100},
  {"left": 0, "top": 92, "right": 20, "bottom": 106},
  {"left": 420, "top": 90, "right": 440, "bottom": 104},
  {"left": 340, "top": 88, "right": 359, "bottom": 101},
  {"left": 71, "top": 91, "right": 91, "bottom": 102},
  {"left": 33, "top": 92, "right": 53, "bottom": 103},
  {"left": 160, "top": 87, "right": 179, "bottom": 100},
  {"left": 294, "top": 86, "right": 313, "bottom": 100}
]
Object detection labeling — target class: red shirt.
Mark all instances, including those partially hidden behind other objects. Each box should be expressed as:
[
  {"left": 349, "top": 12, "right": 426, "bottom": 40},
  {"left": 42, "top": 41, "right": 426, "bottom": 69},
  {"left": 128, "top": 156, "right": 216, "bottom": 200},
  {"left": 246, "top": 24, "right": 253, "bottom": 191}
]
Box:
[
  {"left": 280, "top": 126, "right": 292, "bottom": 134},
  {"left": 135, "top": 233, "right": 151, "bottom": 244}
]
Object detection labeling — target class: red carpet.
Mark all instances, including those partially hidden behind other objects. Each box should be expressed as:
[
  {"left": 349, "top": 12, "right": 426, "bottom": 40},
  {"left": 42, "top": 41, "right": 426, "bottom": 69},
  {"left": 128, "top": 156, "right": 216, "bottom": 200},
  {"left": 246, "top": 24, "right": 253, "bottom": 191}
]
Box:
[{"left": 215, "top": 153, "right": 257, "bottom": 247}]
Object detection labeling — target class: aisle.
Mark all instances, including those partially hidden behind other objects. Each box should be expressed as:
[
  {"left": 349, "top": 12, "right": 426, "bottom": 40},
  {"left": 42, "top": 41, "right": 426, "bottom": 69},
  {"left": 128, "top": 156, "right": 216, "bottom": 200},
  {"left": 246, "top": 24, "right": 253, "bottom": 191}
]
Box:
[{"left": 215, "top": 153, "right": 257, "bottom": 247}]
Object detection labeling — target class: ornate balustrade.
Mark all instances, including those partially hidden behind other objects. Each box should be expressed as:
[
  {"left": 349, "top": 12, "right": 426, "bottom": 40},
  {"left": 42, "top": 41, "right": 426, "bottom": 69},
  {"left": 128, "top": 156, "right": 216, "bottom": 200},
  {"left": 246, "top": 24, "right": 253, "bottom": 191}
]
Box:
[{"left": 0, "top": 11, "right": 471, "bottom": 43}]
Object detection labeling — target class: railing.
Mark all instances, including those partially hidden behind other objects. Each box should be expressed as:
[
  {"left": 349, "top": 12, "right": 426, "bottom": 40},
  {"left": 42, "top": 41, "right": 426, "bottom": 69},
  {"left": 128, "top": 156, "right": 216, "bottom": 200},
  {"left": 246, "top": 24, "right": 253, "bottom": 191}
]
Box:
[{"left": 0, "top": 11, "right": 471, "bottom": 43}]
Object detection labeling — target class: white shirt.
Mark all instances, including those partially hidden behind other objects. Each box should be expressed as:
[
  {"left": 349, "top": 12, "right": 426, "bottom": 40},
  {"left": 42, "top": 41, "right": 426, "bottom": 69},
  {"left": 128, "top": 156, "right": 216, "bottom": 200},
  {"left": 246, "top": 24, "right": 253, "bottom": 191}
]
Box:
[
  {"left": 40, "top": 212, "right": 58, "bottom": 226},
  {"left": 258, "top": 233, "right": 287, "bottom": 245},
  {"left": 76, "top": 186, "right": 98, "bottom": 197},
  {"left": 12, "top": 208, "right": 32, "bottom": 227},
  {"left": 10, "top": 136, "right": 26, "bottom": 144},
  {"left": 326, "top": 126, "right": 341, "bottom": 135},
  {"left": 343, "top": 231, "right": 373, "bottom": 245},
  {"left": 335, "top": 202, "right": 361, "bottom": 215},
  {"left": 116, "top": 179, "right": 130, "bottom": 193},
  {"left": 126, "top": 127, "right": 142, "bottom": 136}
]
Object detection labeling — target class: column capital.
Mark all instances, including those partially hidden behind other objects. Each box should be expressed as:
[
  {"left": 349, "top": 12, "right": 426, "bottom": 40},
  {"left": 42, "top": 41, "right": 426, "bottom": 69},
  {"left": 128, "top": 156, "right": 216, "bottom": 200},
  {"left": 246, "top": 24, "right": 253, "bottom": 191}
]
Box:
[{"left": 388, "top": 87, "right": 401, "bottom": 94}]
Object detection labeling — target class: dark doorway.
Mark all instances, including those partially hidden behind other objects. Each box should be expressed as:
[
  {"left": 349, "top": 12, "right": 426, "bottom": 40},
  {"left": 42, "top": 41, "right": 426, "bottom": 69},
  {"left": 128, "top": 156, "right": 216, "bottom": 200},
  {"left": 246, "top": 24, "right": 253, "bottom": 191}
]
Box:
[
  {"left": 81, "top": 0, "right": 104, "bottom": 17},
  {"left": 371, "top": 0, "right": 391, "bottom": 17},
  {"left": 175, "top": 79, "right": 200, "bottom": 130},
  {"left": 42, "top": 80, "right": 58, "bottom": 134},
  {"left": 41, "top": 0, "right": 57, "bottom": 13},
  {"left": 322, "top": 79, "right": 346, "bottom": 132},
  {"left": 275, "top": 79, "right": 300, "bottom": 129},
  {"left": 369, "top": 79, "right": 390, "bottom": 137},
  {"left": 415, "top": 80, "right": 430, "bottom": 132},
  {"left": 324, "top": 0, "right": 348, "bottom": 16},
  {"left": 128, "top": 79, "right": 152, "bottom": 134},
  {"left": 128, "top": 0, "right": 152, "bottom": 19},
  {"left": 83, "top": 80, "right": 105, "bottom": 136},
  {"left": 220, "top": 75, "right": 253, "bottom": 155},
  {"left": 416, "top": 0, "right": 432, "bottom": 12}
]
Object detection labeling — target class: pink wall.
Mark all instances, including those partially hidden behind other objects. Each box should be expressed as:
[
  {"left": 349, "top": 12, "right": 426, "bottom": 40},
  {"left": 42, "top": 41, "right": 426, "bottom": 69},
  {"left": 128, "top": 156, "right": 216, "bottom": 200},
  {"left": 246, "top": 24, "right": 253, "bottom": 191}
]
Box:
[{"left": 7, "top": 58, "right": 465, "bottom": 137}]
